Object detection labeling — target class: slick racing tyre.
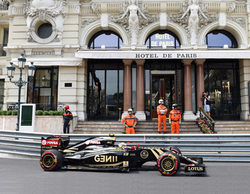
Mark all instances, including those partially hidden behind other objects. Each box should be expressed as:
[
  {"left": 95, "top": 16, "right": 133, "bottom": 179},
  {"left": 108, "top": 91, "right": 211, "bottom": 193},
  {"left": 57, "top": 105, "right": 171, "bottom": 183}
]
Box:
[
  {"left": 157, "top": 151, "right": 180, "bottom": 176},
  {"left": 40, "top": 150, "right": 63, "bottom": 171},
  {"left": 169, "top": 146, "right": 182, "bottom": 155}
]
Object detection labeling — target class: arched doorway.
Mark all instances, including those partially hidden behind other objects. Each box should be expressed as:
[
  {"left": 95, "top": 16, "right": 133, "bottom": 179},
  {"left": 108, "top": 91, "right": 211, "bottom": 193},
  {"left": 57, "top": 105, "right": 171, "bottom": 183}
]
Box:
[
  {"left": 87, "top": 31, "right": 124, "bottom": 120},
  {"left": 144, "top": 30, "right": 183, "bottom": 119},
  {"left": 204, "top": 30, "right": 240, "bottom": 120}
]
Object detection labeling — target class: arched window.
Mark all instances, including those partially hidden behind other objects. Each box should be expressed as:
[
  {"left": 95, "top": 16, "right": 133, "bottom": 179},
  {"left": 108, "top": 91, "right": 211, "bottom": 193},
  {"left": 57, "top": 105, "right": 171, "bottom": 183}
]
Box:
[
  {"left": 88, "top": 31, "right": 123, "bottom": 49},
  {"left": 146, "top": 30, "right": 180, "bottom": 49},
  {"left": 205, "top": 30, "right": 238, "bottom": 49}
]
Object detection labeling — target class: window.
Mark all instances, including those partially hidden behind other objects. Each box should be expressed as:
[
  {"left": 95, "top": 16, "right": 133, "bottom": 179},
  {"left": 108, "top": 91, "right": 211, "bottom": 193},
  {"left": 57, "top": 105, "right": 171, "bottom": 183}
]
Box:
[
  {"left": 146, "top": 30, "right": 180, "bottom": 49},
  {"left": 205, "top": 30, "right": 238, "bottom": 49},
  {"left": 27, "top": 67, "right": 58, "bottom": 110},
  {"left": 88, "top": 31, "right": 123, "bottom": 49},
  {"left": 0, "top": 79, "right": 4, "bottom": 110},
  {"left": 37, "top": 23, "right": 53, "bottom": 39},
  {"left": 87, "top": 60, "right": 123, "bottom": 120},
  {"left": 1, "top": 28, "right": 8, "bottom": 56}
]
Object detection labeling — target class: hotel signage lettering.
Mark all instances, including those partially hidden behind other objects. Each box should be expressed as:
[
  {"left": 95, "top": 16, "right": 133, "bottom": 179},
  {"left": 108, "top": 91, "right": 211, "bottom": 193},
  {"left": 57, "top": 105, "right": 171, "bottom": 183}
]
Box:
[
  {"left": 135, "top": 53, "right": 198, "bottom": 59},
  {"left": 151, "top": 34, "right": 174, "bottom": 47},
  {"left": 31, "top": 51, "right": 55, "bottom": 55}
]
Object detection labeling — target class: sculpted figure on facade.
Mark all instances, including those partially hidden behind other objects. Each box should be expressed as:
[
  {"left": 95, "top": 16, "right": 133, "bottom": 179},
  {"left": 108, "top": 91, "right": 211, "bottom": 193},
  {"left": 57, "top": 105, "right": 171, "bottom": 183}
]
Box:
[
  {"left": 181, "top": 0, "right": 207, "bottom": 47},
  {"left": 120, "top": 0, "right": 147, "bottom": 47}
]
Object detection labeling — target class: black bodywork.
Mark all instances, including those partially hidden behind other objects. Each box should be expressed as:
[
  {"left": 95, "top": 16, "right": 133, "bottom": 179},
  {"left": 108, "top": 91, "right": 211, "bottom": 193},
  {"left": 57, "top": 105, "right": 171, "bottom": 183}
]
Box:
[{"left": 40, "top": 135, "right": 206, "bottom": 176}]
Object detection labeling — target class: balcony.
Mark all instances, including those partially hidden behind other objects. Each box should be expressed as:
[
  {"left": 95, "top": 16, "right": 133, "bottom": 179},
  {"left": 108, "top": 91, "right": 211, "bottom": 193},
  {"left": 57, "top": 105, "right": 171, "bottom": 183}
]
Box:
[{"left": 0, "top": 1, "right": 9, "bottom": 11}]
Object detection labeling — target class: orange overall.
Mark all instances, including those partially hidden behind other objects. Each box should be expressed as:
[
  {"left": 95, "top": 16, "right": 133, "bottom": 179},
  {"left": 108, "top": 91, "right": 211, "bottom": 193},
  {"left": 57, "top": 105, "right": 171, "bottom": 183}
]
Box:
[
  {"left": 157, "top": 105, "right": 168, "bottom": 133},
  {"left": 169, "top": 109, "right": 182, "bottom": 134},
  {"left": 121, "top": 114, "right": 137, "bottom": 134}
]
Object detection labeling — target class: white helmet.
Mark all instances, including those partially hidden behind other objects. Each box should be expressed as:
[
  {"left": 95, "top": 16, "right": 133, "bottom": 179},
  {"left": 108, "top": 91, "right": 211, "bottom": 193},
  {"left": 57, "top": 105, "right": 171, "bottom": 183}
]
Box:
[
  {"left": 158, "top": 99, "right": 164, "bottom": 104},
  {"left": 172, "top": 104, "right": 178, "bottom": 108},
  {"left": 128, "top": 108, "right": 133, "bottom": 112}
]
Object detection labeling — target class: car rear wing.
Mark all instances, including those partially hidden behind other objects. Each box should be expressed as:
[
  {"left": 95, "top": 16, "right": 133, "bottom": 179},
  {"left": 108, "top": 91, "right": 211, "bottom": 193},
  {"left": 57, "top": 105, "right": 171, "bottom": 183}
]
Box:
[{"left": 41, "top": 136, "right": 70, "bottom": 155}]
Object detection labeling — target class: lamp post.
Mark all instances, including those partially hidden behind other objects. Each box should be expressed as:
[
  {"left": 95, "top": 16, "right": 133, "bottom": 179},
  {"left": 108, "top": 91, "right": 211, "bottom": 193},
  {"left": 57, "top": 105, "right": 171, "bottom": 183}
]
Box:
[{"left": 7, "top": 54, "right": 35, "bottom": 131}]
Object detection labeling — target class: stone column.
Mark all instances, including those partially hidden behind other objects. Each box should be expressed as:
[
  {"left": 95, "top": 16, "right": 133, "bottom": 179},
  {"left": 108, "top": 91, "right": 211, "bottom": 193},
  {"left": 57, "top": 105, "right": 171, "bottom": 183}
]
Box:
[
  {"left": 135, "top": 60, "right": 146, "bottom": 120},
  {"left": 122, "top": 59, "right": 133, "bottom": 118},
  {"left": 182, "top": 59, "right": 197, "bottom": 120},
  {"left": 196, "top": 59, "right": 205, "bottom": 112},
  {"left": 240, "top": 59, "right": 250, "bottom": 120}
]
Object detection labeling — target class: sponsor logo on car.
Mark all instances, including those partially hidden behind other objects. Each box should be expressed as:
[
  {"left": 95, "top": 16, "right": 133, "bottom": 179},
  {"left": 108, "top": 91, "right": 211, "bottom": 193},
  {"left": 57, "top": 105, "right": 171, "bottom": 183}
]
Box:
[
  {"left": 140, "top": 150, "right": 149, "bottom": 159},
  {"left": 41, "top": 140, "right": 59, "bottom": 146},
  {"left": 85, "top": 140, "right": 101, "bottom": 145},
  {"left": 187, "top": 166, "right": 204, "bottom": 172},
  {"left": 94, "top": 155, "right": 118, "bottom": 163}
]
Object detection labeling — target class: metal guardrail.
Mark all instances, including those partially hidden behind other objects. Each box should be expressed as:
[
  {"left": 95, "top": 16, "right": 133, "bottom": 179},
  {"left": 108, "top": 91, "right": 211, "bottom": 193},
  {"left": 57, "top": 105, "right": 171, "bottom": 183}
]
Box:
[{"left": 1, "top": 130, "right": 250, "bottom": 162}]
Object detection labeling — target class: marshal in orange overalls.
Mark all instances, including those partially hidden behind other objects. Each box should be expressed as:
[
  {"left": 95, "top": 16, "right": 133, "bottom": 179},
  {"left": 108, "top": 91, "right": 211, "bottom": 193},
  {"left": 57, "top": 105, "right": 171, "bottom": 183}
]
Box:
[
  {"left": 157, "top": 104, "right": 168, "bottom": 133},
  {"left": 169, "top": 109, "right": 182, "bottom": 134},
  {"left": 121, "top": 114, "right": 137, "bottom": 134}
]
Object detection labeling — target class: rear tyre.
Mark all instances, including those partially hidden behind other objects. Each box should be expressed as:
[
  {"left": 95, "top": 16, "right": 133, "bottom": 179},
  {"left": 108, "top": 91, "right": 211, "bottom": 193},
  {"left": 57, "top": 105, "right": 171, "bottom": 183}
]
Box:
[
  {"left": 40, "top": 150, "right": 63, "bottom": 171},
  {"left": 157, "top": 151, "right": 180, "bottom": 176}
]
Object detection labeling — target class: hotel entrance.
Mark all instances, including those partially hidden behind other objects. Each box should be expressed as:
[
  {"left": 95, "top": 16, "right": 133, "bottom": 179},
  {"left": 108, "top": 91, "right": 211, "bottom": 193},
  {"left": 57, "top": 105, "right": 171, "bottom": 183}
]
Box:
[
  {"left": 144, "top": 60, "right": 184, "bottom": 120},
  {"left": 151, "top": 74, "right": 175, "bottom": 118}
]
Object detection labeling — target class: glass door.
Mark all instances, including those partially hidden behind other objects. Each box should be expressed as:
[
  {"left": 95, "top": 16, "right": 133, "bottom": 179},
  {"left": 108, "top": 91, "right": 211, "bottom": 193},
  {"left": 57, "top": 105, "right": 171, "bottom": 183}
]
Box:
[
  {"left": 205, "top": 68, "right": 240, "bottom": 120},
  {"left": 151, "top": 75, "right": 175, "bottom": 119}
]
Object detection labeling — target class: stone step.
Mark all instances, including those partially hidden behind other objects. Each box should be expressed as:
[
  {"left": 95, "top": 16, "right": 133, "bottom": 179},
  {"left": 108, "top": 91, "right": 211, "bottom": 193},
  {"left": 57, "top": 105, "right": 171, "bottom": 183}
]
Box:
[
  {"left": 74, "top": 127, "right": 199, "bottom": 132},
  {"left": 75, "top": 125, "right": 198, "bottom": 130},
  {"left": 74, "top": 130, "right": 201, "bottom": 134},
  {"left": 215, "top": 121, "right": 250, "bottom": 124},
  {"left": 74, "top": 121, "right": 200, "bottom": 134}
]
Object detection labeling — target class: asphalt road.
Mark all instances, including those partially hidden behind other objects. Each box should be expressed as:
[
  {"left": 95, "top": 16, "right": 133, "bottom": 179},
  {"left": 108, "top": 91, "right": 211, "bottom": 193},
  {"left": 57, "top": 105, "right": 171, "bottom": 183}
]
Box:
[{"left": 0, "top": 158, "right": 250, "bottom": 194}]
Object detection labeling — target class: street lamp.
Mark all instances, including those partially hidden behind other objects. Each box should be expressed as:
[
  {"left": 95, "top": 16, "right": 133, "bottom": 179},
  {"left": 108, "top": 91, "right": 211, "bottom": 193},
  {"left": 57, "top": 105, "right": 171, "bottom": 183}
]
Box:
[{"left": 7, "top": 54, "right": 36, "bottom": 131}]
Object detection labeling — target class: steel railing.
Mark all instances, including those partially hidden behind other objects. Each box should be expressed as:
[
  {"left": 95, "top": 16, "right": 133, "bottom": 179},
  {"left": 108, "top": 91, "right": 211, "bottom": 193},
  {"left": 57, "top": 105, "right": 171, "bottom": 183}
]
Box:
[{"left": 1, "top": 130, "right": 250, "bottom": 162}]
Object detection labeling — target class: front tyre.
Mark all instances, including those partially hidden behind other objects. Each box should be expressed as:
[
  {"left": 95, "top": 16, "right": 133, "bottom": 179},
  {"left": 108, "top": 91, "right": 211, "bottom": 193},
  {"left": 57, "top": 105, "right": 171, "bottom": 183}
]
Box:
[
  {"left": 40, "top": 150, "right": 63, "bottom": 171},
  {"left": 157, "top": 151, "right": 180, "bottom": 176}
]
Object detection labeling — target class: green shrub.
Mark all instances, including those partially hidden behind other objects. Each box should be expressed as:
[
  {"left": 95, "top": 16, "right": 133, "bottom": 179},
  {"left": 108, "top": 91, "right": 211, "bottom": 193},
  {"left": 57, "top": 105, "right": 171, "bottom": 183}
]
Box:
[
  {"left": 2, "top": 110, "right": 7, "bottom": 115},
  {"left": 36, "top": 110, "right": 43, "bottom": 115},
  {"left": 11, "top": 110, "right": 18, "bottom": 115},
  {"left": 0, "top": 110, "right": 4, "bottom": 115},
  {"left": 6, "top": 110, "right": 12, "bottom": 115},
  {"left": 43, "top": 111, "right": 50, "bottom": 115},
  {"left": 48, "top": 111, "right": 54, "bottom": 115},
  {"left": 57, "top": 111, "right": 64, "bottom": 115}
]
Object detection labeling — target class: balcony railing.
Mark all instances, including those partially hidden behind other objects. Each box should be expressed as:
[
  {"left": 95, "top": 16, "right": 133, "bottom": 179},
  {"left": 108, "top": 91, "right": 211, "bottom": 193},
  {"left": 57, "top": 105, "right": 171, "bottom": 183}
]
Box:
[{"left": 0, "top": 1, "right": 9, "bottom": 11}]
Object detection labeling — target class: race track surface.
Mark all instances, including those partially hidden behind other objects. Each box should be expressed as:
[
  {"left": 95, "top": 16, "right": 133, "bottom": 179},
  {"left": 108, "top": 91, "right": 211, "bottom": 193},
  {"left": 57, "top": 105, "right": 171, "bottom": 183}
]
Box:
[{"left": 0, "top": 158, "right": 250, "bottom": 194}]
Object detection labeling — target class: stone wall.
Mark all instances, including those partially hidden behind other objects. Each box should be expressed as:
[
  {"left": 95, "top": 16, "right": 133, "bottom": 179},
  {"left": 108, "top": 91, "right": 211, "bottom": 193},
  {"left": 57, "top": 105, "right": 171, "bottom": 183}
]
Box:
[{"left": 0, "top": 116, "right": 78, "bottom": 134}]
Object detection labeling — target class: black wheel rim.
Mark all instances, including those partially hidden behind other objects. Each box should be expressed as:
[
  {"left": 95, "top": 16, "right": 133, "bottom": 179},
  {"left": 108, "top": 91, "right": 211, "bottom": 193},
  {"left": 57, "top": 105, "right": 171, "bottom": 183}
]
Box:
[
  {"left": 42, "top": 154, "right": 55, "bottom": 168},
  {"left": 161, "top": 157, "right": 175, "bottom": 172}
]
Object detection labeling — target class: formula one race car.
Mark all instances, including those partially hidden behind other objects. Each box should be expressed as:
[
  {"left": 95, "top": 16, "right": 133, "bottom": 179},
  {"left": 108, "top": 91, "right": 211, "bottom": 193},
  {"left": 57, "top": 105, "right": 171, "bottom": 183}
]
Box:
[{"left": 40, "top": 135, "right": 206, "bottom": 176}]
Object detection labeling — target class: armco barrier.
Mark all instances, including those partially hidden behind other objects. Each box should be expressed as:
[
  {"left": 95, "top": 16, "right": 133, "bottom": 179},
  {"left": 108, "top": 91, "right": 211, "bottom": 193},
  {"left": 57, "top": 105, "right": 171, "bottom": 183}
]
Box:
[{"left": 1, "top": 130, "right": 250, "bottom": 162}]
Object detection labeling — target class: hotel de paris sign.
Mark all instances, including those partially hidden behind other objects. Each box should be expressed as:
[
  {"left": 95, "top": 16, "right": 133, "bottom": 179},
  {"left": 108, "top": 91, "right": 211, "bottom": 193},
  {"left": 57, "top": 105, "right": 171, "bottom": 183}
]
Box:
[{"left": 76, "top": 50, "right": 250, "bottom": 59}]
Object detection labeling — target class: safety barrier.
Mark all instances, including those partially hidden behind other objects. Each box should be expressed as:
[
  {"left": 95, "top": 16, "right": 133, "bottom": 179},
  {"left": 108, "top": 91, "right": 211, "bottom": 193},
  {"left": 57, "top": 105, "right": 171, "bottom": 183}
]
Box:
[{"left": 1, "top": 130, "right": 250, "bottom": 162}]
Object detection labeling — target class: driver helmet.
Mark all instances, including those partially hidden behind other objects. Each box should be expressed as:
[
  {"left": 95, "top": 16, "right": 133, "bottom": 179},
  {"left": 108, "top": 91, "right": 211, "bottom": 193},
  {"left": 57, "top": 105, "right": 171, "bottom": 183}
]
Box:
[
  {"left": 118, "top": 142, "right": 127, "bottom": 149},
  {"left": 158, "top": 99, "right": 164, "bottom": 104}
]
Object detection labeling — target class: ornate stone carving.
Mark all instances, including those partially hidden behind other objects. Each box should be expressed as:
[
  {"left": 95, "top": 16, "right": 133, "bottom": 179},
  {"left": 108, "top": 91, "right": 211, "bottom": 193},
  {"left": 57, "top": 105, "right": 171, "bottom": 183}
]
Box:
[
  {"left": 228, "top": 17, "right": 247, "bottom": 30},
  {"left": 81, "top": 18, "right": 97, "bottom": 28},
  {"left": 26, "top": 0, "right": 66, "bottom": 18},
  {"left": 25, "top": 0, "right": 67, "bottom": 44}
]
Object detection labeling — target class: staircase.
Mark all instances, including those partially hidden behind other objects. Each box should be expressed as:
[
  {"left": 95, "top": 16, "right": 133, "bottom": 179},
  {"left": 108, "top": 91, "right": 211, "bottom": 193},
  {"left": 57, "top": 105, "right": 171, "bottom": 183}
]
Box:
[
  {"left": 214, "top": 121, "right": 250, "bottom": 134},
  {"left": 73, "top": 121, "right": 201, "bottom": 134}
]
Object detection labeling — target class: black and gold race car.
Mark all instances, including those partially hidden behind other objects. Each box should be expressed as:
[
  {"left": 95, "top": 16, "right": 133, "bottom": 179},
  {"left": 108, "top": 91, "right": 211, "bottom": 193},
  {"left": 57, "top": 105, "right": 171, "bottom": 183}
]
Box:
[{"left": 40, "top": 135, "right": 206, "bottom": 176}]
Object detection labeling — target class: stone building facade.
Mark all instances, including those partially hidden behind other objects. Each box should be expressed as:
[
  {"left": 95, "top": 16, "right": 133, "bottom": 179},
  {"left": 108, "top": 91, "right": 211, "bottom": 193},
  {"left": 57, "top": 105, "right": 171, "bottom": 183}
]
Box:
[{"left": 1, "top": 0, "right": 250, "bottom": 121}]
